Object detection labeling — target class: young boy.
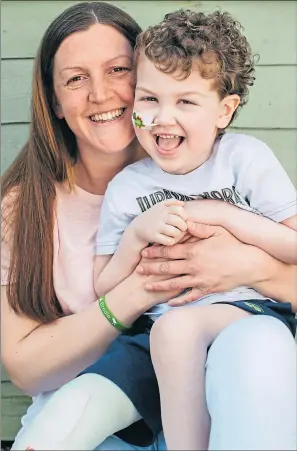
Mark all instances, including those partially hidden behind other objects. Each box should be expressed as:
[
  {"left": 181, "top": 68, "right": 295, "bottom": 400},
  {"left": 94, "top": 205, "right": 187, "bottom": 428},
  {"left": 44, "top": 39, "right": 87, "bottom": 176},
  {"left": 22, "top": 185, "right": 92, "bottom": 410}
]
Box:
[{"left": 91, "top": 9, "right": 297, "bottom": 449}]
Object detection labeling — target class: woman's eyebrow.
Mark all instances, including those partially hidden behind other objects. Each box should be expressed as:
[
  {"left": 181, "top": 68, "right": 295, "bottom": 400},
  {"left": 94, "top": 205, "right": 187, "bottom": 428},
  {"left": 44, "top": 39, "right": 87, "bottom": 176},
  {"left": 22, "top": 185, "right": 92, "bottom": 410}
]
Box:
[
  {"left": 59, "top": 66, "right": 84, "bottom": 75},
  {"left": 107, "top": 54, "right": 133, "bottom": 63},
  {"left": 59, "top": 55, "right": 132, "bottom": 75}
]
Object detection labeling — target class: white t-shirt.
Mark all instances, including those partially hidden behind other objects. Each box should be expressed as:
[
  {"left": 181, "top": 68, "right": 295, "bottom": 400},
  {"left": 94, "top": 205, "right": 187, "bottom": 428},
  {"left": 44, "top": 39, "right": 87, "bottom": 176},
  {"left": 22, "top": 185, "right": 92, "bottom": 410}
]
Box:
[{"left": 96, "top": 133, "right": 297, "bottom": 317}]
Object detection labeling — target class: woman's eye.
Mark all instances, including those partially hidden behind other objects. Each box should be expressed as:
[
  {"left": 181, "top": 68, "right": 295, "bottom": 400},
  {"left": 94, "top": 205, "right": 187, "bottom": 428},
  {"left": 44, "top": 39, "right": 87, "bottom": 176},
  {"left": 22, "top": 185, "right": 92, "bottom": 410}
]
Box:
[
  {"left": 141, "top": 96, "right": 157, "bottom": 102},
  {"left": 67, "top": 75, "right": 86, "bottom": 85},
  {"left": 110, "top": 67, "right": 130, "bottom": 74}
]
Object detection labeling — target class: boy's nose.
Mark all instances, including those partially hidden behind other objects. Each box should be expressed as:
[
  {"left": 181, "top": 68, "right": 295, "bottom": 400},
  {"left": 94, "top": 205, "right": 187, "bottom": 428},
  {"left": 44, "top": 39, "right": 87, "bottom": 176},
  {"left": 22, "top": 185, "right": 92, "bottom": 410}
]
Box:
[{"left": 154, "top": 107, "right": 177, "bottom": 126}]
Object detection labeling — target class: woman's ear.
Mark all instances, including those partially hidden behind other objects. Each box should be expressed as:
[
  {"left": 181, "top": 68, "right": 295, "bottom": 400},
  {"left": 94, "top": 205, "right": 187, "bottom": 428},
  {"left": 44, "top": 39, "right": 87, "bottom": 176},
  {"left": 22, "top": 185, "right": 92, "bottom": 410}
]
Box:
[
  {"left": 52, "top": 96, "right": 64, "bottom": 119},
  {"left": 217, "top": 95, "right": 240, "bottom": 129}
]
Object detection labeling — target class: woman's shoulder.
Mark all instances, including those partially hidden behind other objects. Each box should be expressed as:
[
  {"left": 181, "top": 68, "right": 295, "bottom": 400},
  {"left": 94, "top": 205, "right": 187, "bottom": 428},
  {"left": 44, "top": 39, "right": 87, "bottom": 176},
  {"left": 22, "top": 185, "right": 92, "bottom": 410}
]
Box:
[
  {"left": 54, "top": 182, "right": 103, "bottom": 235},
  {"left": 55, "top": 182, "right": 103, "bottom": 208}
]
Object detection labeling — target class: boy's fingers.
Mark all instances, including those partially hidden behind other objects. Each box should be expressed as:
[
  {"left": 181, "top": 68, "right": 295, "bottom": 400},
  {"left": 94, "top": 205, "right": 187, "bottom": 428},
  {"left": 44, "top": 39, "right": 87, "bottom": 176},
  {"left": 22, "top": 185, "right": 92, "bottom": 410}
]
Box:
[
  {"left": 164, "top": 199, "right": 184, "bottom": 207},
  {"left": 166, "top": 213, "right": 188, "bottom": 232}
]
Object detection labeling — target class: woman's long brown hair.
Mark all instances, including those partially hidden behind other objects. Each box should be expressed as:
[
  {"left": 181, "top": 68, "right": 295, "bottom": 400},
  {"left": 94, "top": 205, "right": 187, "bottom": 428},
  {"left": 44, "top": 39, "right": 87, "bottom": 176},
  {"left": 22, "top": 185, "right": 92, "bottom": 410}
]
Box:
[{"left": 1, "top": 2, "right": 141, "bottom": 323}]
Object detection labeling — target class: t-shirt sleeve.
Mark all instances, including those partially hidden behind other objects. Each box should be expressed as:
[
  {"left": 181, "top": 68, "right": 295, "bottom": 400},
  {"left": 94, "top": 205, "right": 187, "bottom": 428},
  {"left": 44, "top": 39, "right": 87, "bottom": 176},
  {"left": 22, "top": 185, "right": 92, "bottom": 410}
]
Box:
[
  {"left": 95, "top": 187, "right": 133, "bottom": 255},
  {"left": 240, "top": 141, "right": 297, "bottom": 222}
]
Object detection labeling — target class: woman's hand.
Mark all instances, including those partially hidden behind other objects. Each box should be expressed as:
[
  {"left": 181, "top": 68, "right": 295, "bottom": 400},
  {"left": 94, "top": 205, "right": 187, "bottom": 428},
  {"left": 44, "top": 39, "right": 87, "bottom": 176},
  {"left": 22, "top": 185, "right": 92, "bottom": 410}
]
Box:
[
  {"left": 136, "top": 222, "right": 272, "bottom": 306},
  {"left": 126, "top": 255, "right": 185, "bottom": 311}
]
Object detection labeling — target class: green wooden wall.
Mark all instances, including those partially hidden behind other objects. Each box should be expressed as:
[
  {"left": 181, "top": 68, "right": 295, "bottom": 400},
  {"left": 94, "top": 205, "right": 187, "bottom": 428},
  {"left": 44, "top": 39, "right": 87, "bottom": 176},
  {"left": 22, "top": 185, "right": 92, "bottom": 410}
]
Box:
[{"left": 1, "top": 0, "right": 297, "bottom": 441}]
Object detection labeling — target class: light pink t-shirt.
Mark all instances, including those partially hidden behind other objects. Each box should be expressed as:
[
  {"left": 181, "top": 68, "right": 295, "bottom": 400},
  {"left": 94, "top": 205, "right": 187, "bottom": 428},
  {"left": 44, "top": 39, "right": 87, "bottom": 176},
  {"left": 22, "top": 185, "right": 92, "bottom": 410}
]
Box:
[{"left": 1, "top": 183, "right": 103, "bottom": 315}]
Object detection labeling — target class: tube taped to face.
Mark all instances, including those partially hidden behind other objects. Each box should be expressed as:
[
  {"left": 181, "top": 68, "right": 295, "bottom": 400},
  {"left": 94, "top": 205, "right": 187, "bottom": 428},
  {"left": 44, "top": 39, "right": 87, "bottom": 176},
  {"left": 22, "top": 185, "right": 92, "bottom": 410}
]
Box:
[{"left": 132, "top": 110, "right": 157, "bottom": 130}]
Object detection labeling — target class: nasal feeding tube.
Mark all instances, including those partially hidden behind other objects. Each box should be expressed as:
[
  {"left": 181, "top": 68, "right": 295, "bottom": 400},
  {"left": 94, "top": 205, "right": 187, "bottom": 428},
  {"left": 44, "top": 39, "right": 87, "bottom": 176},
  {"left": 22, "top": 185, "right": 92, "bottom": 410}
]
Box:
[{"left": 132, "top": 110, "right": 157, "bottom": 131}]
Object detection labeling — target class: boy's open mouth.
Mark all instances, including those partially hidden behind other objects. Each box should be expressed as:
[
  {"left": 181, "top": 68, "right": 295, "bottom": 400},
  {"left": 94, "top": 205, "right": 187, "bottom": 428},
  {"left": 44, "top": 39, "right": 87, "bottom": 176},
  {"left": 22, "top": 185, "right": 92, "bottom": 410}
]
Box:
[{"left": 155, "top": 134, "right": 185, "bottom": 151}]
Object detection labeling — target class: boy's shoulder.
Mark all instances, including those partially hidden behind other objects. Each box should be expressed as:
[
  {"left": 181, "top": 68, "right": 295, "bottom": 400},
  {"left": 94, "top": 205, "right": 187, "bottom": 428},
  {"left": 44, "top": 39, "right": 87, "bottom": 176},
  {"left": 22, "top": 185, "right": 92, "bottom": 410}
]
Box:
[{"left": 218, "top": 132, "right": 272, "bottom": 156}]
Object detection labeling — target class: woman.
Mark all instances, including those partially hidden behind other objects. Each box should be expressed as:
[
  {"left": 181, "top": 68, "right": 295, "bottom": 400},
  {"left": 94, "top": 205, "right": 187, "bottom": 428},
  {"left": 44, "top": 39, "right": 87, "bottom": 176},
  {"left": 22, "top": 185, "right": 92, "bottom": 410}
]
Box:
[{"left": 1, "top": 2, "right": 296, "bottom": 450}]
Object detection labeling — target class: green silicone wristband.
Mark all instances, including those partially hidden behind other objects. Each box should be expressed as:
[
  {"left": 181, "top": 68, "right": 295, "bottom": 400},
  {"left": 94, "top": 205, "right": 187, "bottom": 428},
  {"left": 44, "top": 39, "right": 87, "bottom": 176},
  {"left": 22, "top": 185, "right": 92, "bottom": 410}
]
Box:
[{"left": 98, "top": 296, "right": 132, "bottom": 332}]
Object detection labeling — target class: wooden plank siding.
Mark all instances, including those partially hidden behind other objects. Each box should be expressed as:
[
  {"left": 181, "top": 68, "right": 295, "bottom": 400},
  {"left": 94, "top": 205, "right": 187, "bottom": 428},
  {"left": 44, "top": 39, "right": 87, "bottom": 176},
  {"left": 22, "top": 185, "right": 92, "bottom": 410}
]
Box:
[{"left": 1, "top": 0, "right": 296, "bottom": 441}]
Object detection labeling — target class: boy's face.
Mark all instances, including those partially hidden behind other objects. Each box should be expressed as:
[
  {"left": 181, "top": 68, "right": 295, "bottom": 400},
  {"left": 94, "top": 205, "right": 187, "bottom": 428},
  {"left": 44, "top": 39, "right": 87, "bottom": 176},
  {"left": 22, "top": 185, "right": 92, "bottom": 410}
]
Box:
[{"left": 134, "top": 54, "right": 239, "bottom": 174}]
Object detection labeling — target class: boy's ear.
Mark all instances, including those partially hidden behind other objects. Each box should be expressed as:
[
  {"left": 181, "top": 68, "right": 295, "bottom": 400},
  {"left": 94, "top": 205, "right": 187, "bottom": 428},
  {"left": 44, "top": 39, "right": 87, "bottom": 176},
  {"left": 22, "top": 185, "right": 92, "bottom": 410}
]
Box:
[
  {"left": 52, "top": 96, "right": 64, "bottom": 119},
  {"left": 217, "top": 94, "right": 240, "bottom": 129}
]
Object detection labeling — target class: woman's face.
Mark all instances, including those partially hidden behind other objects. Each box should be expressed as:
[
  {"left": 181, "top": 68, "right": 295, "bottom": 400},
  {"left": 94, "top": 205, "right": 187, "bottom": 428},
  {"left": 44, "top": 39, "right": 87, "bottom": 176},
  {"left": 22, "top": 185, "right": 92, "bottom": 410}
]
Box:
[{"left": 53, "top": 23, "right": 136, "bottom": 155}]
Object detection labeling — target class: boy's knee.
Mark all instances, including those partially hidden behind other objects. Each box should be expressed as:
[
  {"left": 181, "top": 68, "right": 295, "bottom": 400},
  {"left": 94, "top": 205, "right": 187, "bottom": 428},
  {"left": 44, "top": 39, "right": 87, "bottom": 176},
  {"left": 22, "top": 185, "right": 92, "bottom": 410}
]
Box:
[{"left": 150, "top": 308, "right": 199, "bottom": 352}]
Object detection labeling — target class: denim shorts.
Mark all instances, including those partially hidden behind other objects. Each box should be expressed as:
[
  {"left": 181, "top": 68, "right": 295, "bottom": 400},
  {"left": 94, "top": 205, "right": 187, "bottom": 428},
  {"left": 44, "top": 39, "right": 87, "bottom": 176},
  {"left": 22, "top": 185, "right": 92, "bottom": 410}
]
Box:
[
  {"left": 216, "top": 299, "right": 296, "bottom": 337},
  {"left": 80, "top": 299, "right": 296, "bottom": 446}
]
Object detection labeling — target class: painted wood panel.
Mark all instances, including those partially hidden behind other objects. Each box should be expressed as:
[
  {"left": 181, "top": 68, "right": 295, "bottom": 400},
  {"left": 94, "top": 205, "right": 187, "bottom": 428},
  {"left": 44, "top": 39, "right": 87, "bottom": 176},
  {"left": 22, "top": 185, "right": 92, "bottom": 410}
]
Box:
[{"left": 2, "top": 1, "right": 297, "bottom": 64}]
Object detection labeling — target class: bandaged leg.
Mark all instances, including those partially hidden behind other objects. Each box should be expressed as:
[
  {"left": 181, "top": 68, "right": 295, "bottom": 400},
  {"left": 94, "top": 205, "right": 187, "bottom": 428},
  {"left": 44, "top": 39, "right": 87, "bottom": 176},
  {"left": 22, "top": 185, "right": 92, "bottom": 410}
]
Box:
[
  {"left": 150, "top": 304, "right": 250, "bottom": 450},
  {"left": 12, "top": 373, "right": 141, "bottom": 450},
  {"left": 206, "top": 316, "right": 297, "bottom": 450}
]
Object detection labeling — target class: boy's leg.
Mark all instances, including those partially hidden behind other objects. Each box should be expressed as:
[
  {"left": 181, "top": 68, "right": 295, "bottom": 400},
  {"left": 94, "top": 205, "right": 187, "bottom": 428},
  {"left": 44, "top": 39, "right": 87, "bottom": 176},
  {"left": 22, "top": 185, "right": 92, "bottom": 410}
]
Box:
[{"left": 150, "top": 304, "right": 251, "bottom": 451}]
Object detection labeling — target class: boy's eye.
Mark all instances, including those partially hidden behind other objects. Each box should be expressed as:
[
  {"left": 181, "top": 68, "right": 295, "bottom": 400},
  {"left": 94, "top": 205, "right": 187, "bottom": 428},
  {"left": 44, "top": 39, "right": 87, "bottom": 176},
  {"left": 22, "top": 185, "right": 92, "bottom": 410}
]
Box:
[
  {"left": 141, "top": 96, "right": 158, "bottom": 102},
  {"left": 180, "top": 99, "right": 195, "bottom": 105}
]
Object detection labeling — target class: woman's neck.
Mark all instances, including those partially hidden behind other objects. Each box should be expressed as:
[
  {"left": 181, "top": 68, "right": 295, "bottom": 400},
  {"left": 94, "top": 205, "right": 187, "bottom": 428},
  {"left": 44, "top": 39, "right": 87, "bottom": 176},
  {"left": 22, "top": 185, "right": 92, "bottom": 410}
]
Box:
[{"left": 74, "top": 138, "right": 146, "bottom": 195}]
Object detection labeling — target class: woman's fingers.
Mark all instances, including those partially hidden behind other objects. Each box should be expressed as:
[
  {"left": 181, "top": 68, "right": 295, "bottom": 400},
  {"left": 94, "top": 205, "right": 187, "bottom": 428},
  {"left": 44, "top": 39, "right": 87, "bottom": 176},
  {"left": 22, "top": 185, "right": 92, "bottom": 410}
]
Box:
[
  {"left": 145, "top": 275, "right": 193, "bottom": 292},
  {"left": 141, "top": 222, "right": 217, "bottom": 259},
  {"left": 168, "top": 287, "right": 209, "bottom": 306},
  {"left": 137, "top": 259, "right": 188, "bottom": 276},
  {"left": 142, "top": 243, "right": 190, "bottom": 260}
]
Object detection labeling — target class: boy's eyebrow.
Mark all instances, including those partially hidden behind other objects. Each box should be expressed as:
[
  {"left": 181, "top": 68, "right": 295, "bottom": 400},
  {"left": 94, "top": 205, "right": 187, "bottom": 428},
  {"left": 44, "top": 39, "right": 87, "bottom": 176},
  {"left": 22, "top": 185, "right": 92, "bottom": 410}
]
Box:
[
  {"left": 177, "top": 90, "right": 208, "bottom": 97},
  {"left": 135, "top": 87, "right": 156, "bottom": 94},
  {"left": 136, "top": 86, "right": 208, "bottom": 97}
]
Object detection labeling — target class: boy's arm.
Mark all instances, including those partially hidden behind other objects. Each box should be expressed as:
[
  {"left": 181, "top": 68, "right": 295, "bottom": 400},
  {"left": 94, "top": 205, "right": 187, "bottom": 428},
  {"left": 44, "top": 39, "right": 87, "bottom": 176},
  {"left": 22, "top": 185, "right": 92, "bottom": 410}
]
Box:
[
  {"left": 94, "top": 200, "right": 187, "bottom": 297},
  {"left": 94, "top": 226, "right": 147, "bottom": 297},
  {"left": 185, "top": 200, "right": 297, "bottom": 264}
]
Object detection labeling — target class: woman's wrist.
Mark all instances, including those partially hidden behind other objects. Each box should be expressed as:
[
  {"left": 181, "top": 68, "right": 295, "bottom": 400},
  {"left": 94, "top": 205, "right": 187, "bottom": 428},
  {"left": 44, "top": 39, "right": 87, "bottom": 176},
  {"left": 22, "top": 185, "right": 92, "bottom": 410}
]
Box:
[{"left": 103, "top": 273, "right": 150, "bottom": 327}]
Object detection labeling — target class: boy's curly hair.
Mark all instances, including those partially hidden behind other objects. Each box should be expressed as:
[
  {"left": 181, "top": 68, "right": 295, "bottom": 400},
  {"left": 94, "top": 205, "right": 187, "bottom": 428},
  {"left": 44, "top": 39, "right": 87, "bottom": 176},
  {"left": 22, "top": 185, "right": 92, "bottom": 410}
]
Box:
[{"left": 135, "top": 9, "right": 256, "bottom": 125}]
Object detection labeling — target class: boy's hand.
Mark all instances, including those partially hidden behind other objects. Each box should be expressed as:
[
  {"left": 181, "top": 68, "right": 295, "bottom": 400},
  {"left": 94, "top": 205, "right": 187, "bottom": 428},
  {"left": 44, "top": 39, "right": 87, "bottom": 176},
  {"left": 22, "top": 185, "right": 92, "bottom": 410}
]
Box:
[
  {"left": 184, "top": 199, "right": 228, "bottom": 226},
  {"left": 132, "top": 200, "right": 188, "bottom": 246}
]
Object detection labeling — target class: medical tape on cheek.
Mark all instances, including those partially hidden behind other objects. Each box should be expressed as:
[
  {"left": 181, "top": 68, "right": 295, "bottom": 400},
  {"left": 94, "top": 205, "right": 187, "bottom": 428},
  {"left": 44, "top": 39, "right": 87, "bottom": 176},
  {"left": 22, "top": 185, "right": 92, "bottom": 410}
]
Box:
[{"left": 132, "top": 110, "right": 157, "bottom": 131}]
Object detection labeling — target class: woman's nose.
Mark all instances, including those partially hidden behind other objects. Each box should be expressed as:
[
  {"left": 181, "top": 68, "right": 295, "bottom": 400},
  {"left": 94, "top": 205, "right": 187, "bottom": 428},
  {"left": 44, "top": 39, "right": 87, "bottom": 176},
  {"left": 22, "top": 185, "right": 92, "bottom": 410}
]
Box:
[{"left": 88, "top": 76, "right": 111, "bottom": 104}]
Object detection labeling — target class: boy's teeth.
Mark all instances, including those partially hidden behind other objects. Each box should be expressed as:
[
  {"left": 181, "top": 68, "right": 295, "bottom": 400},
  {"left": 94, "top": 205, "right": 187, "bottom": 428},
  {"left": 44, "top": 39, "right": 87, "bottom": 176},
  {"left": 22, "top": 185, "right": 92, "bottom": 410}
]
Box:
[
  {"left": 90, "top": 108, "right": 124, "bottom": 122},
  {"left": 157, "top": 134, "right": 179, "bottom": 139},
  {"left": 157, "top": 135, "right": 183, "bottom": 151}
]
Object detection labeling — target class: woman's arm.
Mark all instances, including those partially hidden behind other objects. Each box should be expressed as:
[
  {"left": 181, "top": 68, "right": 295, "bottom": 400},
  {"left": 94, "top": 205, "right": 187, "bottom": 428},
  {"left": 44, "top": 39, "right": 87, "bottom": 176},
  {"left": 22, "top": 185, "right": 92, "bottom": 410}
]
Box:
[
  {"left": 136, "top": 222, "right": 297, "bottom": 312},
  {"left": 1, "top": 268, "right": 179, "bottom": 396},
  {"left": 185, "top": 200, "right": 297, "bottom": 264}
]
